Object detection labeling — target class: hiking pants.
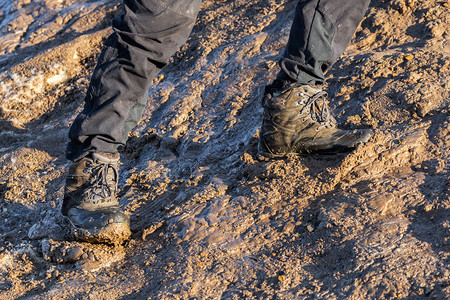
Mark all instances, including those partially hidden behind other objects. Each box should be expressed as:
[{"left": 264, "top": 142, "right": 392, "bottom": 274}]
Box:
[{"left": 66, "top": 0, "right": 370, "bottom": 161}]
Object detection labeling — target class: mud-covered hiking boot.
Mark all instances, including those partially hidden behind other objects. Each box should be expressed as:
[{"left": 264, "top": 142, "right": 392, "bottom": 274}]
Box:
[
  {"left": 259, "top": 83, "right": 373, "bottom": 157},
  {"left": 62, "top": 152, "right": 130, "bottom": 244}
]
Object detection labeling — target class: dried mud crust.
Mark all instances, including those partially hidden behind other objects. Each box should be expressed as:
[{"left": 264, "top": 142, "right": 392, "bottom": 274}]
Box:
[{"left": 0, "top": 0, "right": 449, "bottom": 299}]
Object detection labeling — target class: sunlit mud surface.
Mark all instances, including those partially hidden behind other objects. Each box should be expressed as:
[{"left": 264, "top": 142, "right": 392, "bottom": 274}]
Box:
[{"left": 0, "top": 0, "right": 449, "bottom": 298}]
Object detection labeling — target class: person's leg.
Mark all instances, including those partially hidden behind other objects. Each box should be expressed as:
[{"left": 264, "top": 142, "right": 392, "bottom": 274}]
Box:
[
  {"left": 66, "top": 0, "right": 202, "bottom": 161},
  {"left": 259, "top": 0, "right": 373, "bottom": 157},
  {"left": 280, "top": 0, "right": 371, "bottom": 85},
  {"left": 63, "top": 0, "right": 202, "bottom": 244}
]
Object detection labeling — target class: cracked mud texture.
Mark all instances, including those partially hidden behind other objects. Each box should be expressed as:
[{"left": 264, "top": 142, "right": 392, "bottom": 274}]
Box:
[{"left": 0, "top": 0, "right": 449, "bottom": 299}]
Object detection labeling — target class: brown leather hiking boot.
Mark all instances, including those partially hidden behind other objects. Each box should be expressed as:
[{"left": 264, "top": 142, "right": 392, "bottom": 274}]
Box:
[
  {"left": 259, "top": 83, "right": 373, "bottom": 157},
  {"left": 62, "top": 152, "right": 130, "bottom": 244}
]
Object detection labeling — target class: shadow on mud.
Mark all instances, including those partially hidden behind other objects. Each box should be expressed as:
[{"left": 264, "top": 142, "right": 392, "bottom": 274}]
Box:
[{"left": 408, "top": 165, "right": 449, "bottom": 297}]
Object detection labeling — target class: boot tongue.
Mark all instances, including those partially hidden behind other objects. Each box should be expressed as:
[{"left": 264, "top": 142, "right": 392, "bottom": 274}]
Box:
[
  {"left": 303, "top": 90, "right": 334, "bottom": 126},
  {"left": 91, "top": 152, "right": 119, "bottom": 164},
  {"left": 86, "top": 153, "right": 119, "bottom": 203}
]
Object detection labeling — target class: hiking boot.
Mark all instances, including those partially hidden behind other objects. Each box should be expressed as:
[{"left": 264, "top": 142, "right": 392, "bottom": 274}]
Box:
[
  {"left": 259, "top": 82, "right": 373, "bottom": 157},
  {"left": 62, "top": 152, "right": 131, "bottom": 244}
]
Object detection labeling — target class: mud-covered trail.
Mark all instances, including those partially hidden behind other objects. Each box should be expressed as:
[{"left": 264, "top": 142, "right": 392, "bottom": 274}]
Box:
[{"left": 0, "top": 0, "right": 449, "bottom": 299}]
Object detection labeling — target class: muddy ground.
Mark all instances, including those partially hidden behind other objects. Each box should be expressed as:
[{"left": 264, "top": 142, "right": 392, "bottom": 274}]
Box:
[{"left": 0, "top": 0, "right": 449, "bottom": 299}]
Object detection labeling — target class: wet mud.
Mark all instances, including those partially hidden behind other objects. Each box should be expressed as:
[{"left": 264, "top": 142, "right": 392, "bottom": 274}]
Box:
[{"left": 0, "top": 0, "right": 449, "bottom": 299}]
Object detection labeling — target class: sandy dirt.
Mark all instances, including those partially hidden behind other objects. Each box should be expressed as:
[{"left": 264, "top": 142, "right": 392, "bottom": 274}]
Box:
[{"left": 0, "top": 0, "right": 449, "bottom": 299}]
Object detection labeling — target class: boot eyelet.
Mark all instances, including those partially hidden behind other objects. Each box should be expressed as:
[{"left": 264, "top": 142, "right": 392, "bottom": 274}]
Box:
[
  {"left": 302, "top": 118, "right": 307, "bottom": 122},
  {"left": 296, "top": 92, "right": 304, "bottom": 96},
  {"left": 296, "top": 100, "right": 304, "bottom": 105}
]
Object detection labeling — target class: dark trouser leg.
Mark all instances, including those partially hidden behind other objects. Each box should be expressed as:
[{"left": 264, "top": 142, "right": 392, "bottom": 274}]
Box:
[
  {"left": 259, "top": 0, "right": 374, "bottom": 157},
  {"left": 66, "top": 0, "right": 202, "bottom": 161},
  {"left": 279, "top": 0, "right": 370, "bottom": 85}
]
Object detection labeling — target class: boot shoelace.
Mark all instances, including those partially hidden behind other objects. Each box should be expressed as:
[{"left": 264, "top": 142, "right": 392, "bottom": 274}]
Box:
[
  {"left": 296, "top": 90, "right": 333, "bottom": 128},
  {"left": 84, "top": 160, "right": 118, "bottom": 203}
]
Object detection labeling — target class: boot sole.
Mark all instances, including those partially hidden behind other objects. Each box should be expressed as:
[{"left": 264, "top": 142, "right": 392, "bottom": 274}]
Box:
[
  {"left": 64, "top": 216, "right": 131, "bottom": 245},
  {"left": 258, "top": 130, "right": 373, "bottom": 158},
  {"left": 257, "top": 146, "right": 351, "bottom": 159}
]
